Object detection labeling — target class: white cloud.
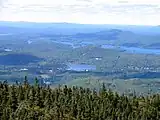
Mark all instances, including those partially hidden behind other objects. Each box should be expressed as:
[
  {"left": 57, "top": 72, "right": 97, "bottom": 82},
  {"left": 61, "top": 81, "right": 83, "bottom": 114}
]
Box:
[{"left": 0, "top": 0, "right": 160, "bottom": 25}]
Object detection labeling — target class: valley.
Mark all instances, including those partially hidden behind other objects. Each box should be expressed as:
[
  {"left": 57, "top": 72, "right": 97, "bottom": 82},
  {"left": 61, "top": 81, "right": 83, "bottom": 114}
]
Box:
[{"left": 0, "top": 22, "right": 160, "bottom": 95}]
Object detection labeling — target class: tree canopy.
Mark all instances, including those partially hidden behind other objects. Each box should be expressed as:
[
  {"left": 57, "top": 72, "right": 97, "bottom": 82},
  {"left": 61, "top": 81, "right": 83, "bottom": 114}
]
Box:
[{"left": 0, "top": 79, "right": 160, "bottom": 120}]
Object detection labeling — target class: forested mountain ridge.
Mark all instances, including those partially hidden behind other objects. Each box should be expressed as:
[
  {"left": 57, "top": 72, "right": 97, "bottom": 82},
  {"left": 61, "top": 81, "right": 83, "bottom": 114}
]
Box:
[
  {"left": 0, "top": 79, "right": 160, "bottom": 120},
  {"left": 1, "top": 21, "right": 160, "bottom": 35}
]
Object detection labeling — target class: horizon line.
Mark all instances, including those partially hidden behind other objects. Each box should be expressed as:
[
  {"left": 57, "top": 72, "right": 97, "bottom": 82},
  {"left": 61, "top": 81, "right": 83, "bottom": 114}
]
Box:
[{"left": 0, "top": 20, "right": 158, "bottom": 27}]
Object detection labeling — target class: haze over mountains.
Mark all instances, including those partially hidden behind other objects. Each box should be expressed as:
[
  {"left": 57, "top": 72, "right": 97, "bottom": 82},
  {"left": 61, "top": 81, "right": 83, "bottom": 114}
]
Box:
[
  {"left": 0, "top": 21, "right": 160, "bottom": 35},
  {"left": 0, "top": 20, "right": 160, "bottom": 95}
]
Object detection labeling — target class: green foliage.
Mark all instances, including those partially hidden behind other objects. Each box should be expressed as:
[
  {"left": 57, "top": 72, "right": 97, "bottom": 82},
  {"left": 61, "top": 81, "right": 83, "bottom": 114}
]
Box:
[
  {"left": 34, "top": 77, "right": 39, "bottom": 87},
  {"left": 0, "top": 79, "right": 160, "bottom": 120}
]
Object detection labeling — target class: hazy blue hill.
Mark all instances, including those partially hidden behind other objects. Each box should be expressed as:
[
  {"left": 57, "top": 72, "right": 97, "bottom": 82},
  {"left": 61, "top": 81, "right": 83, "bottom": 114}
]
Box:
[
  {"left": 74, "top": 29, "right": 125, "bottom": 40},
  {"left": 0, "top": 21, "right": 106, "bottom": 35},
  {"left": 0, "top": 54, "right": 43, "bottom": 65},
  {"left": 73, "top": 29, "right": 135, "bottom": 40},
  {"left": 147, "top": 43, "right": 160, "bottom": 49},
  {"left": 0, "top": 26, "right": 31, "bottom": 34},
  {"left": 1, "top": 21, "right": 160, "bottom": 48},
  {"left": 0, "top": 21, "right": 160, "bottom": 35},
  {"left": 122, "top": 43, "right": 142, "bottom": 47}
]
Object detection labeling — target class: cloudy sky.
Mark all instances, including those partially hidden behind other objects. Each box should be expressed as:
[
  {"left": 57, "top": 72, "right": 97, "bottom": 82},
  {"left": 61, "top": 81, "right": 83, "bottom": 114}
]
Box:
[{"left": 0, "top": 0, "right": 160, "bottom": 25}]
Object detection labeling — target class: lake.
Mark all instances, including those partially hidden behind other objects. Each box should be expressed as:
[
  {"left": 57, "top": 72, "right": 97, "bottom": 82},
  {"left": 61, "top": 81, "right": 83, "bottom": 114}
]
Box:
[
  {"left": 67, "top": 64, "right": 96, "bottom": 72},
  {"left": 101, "top": 45, "right": 160, "bottom": 55},
  {"left": 52, "top": 40, "right": 160, "bottom": 55},
  {"left": 52, "top": 41, "right": 93, "bottom": 48}
]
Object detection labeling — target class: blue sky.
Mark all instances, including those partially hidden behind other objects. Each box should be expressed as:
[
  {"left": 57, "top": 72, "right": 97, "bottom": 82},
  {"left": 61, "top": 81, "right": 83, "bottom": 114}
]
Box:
[{"left": 0, "top": 0, "right": 160, "bottom": 25}]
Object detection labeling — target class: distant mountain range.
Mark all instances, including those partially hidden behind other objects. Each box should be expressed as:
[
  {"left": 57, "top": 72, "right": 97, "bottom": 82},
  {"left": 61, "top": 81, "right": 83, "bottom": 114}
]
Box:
[
  {"left": 0, "top": 21, "right": 160, "bottom": 49},
  {"left": 0, "top": 21, "right": 160, "bottom": 35},
  {"left": 74, "top": 29, "right": 128, "bottom": 40}
]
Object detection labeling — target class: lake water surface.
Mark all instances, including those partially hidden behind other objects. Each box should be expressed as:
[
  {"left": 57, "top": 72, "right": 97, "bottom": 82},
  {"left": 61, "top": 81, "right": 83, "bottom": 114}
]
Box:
[
  {"left": 67, "top": 64, "right": 96, "bottom": 71},
  {"left": 52, "top": 40, "right": 160, "bottom": 55},
  {"left": 102, "top": 45, "right": 160, "bottom": 55}
]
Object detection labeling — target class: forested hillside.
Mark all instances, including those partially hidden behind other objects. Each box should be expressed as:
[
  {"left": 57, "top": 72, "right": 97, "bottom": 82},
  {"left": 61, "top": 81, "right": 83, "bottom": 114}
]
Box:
[{"left": 0, "top": 78, "right": 160, "bottom": 120}]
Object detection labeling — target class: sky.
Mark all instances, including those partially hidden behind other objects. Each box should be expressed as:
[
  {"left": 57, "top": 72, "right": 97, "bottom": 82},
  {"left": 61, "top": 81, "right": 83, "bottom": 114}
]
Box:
[{"left": 0, "top": 0, "right": 160, "bottom": 25}]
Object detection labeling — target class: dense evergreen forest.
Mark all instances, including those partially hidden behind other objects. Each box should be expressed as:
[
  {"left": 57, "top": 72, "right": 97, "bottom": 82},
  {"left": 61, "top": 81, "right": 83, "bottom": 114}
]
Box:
[{"left": 0, "top": 77, "right": 160, "bottom": 120}]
